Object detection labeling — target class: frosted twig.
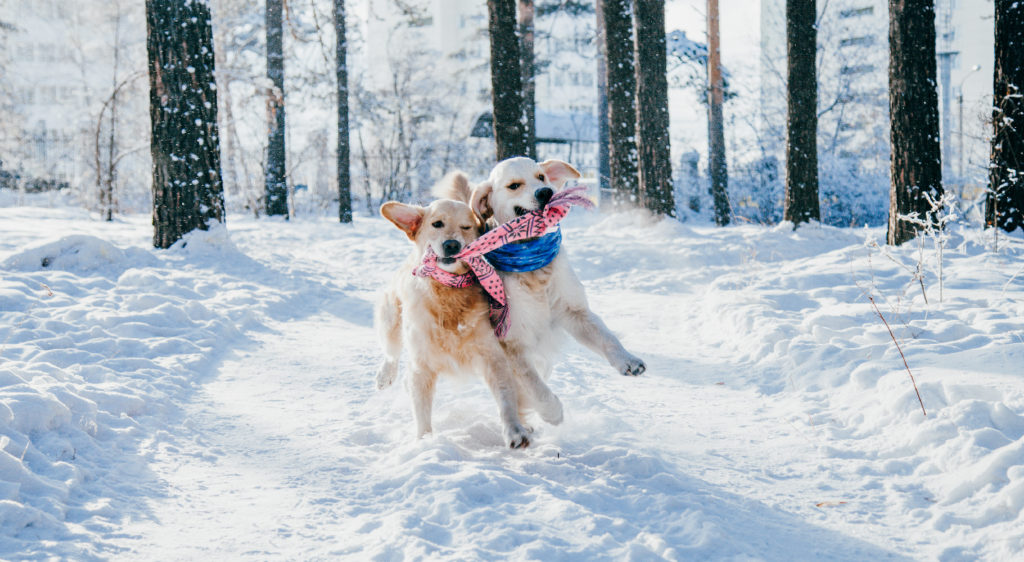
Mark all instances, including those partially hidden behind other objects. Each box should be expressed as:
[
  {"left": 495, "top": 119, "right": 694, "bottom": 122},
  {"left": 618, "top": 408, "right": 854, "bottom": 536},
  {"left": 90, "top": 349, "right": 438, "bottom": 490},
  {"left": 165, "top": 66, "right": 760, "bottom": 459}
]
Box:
[
  {"left": 867, "top": 295, "right": 926, "bottom": 417},
  {"left": 1002, "top": 263, "right": 1024, "bottom": 297}
]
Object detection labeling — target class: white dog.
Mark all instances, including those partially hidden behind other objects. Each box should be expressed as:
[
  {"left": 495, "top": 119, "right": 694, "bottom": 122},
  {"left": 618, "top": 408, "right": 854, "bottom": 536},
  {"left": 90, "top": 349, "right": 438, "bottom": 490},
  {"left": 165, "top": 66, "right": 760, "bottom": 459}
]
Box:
[
  {"left": 375, "top": 173, "right": 563, "bottom": 448},
  {"left": 459, "top": 157, "right": 646, "bottom": 382}
]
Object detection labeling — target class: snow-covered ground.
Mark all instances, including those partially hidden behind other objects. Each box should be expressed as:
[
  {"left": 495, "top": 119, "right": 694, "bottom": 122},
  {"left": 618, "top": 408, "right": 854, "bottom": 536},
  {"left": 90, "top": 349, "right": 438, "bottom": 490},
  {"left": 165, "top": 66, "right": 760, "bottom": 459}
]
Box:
[{"left": 2, "top": 199, "right": 1023, "bottom": 560}]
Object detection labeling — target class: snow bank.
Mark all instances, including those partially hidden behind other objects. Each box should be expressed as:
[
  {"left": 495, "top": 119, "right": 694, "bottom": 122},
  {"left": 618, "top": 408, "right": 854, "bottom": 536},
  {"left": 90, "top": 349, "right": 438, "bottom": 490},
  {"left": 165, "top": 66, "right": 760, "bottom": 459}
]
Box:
[
  {"left": 0, "top": 221, "right": 267, "bottom": 557},
  {"left": 572, "top": 215, "right": 1024, "bottom": 560}
]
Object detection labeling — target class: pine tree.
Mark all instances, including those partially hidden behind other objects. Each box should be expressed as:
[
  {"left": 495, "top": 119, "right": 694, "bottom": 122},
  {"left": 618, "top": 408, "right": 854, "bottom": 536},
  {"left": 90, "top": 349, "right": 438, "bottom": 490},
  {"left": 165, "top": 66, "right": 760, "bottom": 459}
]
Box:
[
  {"left": 633, "top": 0, "right": 674, "bottom": 216},
  {"left": 518, "top": 0, "right": 537, "bottom": 159},
  {"left": 887, "top": 0, "right": 942, "bottom": 245},
  {"left": 335, "top": 0, "right": 352, "bottom": 223},
  {"left": 598, "top": 0, "right": 638, "bottom": 206},
  {"left": 265, "top": 0, "right": 288, "bottom": 216},
  {"left": 146, "top": 0, "right": 225, "bottom": 249},
  {"left": 707, "top": 0, "right": 730, "bottom": 225},
  {"left": 487, "top": 0, "right": 527, "bottom": 160},
  {"left": 986, "top": 0, "right": 1024, "bottom": 232},
  {"left": 784, "top": 0, "right": 820, "bottom": 226}
]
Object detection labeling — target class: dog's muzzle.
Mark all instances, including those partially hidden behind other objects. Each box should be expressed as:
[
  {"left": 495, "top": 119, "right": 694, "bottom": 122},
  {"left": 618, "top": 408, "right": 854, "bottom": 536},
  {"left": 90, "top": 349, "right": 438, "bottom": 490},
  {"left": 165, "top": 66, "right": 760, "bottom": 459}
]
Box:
[
  {"left": 440, "top": 239, "right": 461, "bottom": 264},
  {"left": 535, "top": 187, "right": 554, "bottom": 207}
]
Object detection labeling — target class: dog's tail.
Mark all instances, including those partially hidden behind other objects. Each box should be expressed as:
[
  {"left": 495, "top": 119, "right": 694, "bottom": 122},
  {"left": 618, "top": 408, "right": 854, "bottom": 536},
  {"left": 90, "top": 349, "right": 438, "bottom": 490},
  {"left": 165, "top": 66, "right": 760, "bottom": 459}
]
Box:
[{"left": 432, "top": 171, "right": 472, "bottom": 203}]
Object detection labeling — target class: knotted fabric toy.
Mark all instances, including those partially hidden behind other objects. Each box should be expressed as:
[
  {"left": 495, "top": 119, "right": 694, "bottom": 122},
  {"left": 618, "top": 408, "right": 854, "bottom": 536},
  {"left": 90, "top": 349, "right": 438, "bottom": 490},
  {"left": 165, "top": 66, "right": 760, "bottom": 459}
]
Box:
[{"left": 413, "top": 185, "right": 594, "bottom": 338}]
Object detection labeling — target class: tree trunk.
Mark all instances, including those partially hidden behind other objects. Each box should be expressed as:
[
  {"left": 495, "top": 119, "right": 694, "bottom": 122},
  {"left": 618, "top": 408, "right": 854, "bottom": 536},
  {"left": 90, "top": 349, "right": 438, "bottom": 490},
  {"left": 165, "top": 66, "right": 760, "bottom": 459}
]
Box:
[
  {"left": 146, "top": 0, "right": 225, "bottom": 249},
  {"left": 707, "top": 0, "right": 730, "bottom": 225},
  {"left": 265, "top": 0, "right": 288, "bottom": 217},
  {"left": 335, "top": 0, "right": 352, "bottom": 223},
  {"left": 986, "top": 0, "right": 1024, "bottom": 232},
  {"left": 633, "top": 0, "right": 675, "bottom": 216},
  {"left": 598, "top": 0, "right": 638, "bottom": 206},
  {"left": 518, "top": 0, "right": 537, "bottom": 160},
  {"left": 105, "top": 16, "right": 120, "bottom": 223},
  {"left": 888, "top": 0, "right": 943, "bottom": 245},
  {"left": 595, "top": 0, "right": 611, "bottom": 198},
  {"left": 487, "top": 0, "right": 527, "bottom": 161},
  {"left": 784, "top": 0, "right": 820, "bottom": 226}
]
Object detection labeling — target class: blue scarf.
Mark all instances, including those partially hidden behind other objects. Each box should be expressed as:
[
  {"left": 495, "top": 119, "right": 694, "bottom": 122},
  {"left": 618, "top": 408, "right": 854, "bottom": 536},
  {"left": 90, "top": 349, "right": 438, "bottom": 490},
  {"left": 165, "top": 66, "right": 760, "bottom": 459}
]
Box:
[{"left": 485, "top": 228, "right": 562, "bottom": 272}]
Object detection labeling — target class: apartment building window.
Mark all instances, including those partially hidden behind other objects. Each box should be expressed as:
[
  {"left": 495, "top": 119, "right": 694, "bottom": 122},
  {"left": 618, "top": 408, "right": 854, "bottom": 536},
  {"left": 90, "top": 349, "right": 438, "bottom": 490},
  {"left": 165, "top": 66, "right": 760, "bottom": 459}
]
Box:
[
  {"left": 17, "top": 43, "right": 34, "bottom": 61},
  {"left": 38, "top": 85, "right": 58, "bottom": 104},
  {"left": 839, "top": 35, "right": 874, "bottom": 48},
  {"left": 567, "top": 72, "right": 593, "bottom": 87},
  {"left": 839, "top": 6, "right": 873, "bottom": 18},
  {"left": 37, "top": 44, "right": 55, "bottom": 63},
  {"left": 459, "top": 14, "right": 484, "bottom": 29},
  {"left": 839, "top": 91, "right": 879, "bottom": 104},
  {"left": 840, "top": 64, "right": 875, "bottom": 75}
]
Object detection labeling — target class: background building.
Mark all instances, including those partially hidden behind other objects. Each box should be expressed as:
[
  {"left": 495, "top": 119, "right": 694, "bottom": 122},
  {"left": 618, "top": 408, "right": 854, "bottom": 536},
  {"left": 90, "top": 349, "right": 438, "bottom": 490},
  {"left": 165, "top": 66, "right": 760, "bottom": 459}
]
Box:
[{"left": 0, "top": 0, "right": 149, "bottom": 208}]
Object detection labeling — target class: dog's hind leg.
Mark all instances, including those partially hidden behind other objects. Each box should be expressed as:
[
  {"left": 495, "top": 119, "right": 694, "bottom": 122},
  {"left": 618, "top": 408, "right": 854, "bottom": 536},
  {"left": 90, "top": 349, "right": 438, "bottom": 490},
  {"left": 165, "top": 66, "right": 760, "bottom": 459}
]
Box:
[
  {"left": 410, "top": 368, "right": 438, "bottom": 438},
  {"left": 483, "top": 356, "right": 531, "bottom": 448},
  {"left": 374, "top": 292, "right": 402, "bottom": 389}
]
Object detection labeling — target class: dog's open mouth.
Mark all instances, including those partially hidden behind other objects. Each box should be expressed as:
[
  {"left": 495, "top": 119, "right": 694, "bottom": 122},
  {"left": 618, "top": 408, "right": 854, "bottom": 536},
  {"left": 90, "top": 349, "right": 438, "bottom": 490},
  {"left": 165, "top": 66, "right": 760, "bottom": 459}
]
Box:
[
  {"left": 439, "top": 257, "right": 457, "bottom": 265},
  {"left": 514, "top": 206, "right": 529, "bottom": 217}
]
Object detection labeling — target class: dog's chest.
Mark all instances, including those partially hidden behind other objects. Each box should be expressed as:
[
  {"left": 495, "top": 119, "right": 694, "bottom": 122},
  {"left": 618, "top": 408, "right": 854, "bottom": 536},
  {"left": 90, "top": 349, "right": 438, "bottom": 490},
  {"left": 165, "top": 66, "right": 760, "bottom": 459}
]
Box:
[
  {"left": 501, "top": 265, "right": 558, "bottom": 337},
  {"left": 406, "top": 282, "right": 488, "bottom": 348},
  {"left": 403, "top": 283, "right": 489, "bottom": 368}
]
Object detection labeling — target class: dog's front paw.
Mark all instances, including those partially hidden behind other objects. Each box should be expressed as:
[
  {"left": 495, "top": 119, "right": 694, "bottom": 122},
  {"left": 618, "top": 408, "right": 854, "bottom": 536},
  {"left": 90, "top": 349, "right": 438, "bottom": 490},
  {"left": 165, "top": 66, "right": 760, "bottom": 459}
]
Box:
[
  {"left": 376, "top": 360, "right": 398, "bottom": 389},
  {"left": 620, "top": 355, "right": 646, "bottom": 377},
  {"left": 505, "top": 424, "right": 531, "bottom": 449}
]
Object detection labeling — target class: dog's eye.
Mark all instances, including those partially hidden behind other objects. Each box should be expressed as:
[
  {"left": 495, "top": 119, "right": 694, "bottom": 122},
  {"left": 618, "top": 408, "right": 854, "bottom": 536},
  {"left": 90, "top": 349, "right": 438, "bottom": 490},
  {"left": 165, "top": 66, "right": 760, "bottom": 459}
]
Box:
[
  {"left": 507, "top": 182, "right": 522, "bottom": 191},
  {"left": 460, "top": 225, "right": 471, "bottom": 230},
  {"left": 431, "top": 220, "right": 443, "bottom": 228},
  {"left": 537, "top": 174, "right": 545, "bottom": 182}
]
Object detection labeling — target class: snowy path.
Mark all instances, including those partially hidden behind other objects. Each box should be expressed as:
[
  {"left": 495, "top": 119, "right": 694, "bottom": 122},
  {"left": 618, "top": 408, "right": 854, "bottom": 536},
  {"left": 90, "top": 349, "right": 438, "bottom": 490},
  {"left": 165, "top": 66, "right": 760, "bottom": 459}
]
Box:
[
  {"left": 111, "top": 311, "right": 902, "bottom": 560},
  {"left": 3, "top": 207, "right": 1023, "bottom": 559},
  {"left": 112, "top": 314, "right": 377, "bottom": 558}
]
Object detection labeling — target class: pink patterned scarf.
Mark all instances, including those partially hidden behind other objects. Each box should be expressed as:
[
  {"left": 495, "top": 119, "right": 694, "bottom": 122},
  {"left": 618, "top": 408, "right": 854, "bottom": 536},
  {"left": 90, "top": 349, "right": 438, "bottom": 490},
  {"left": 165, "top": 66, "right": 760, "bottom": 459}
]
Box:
[{"left": 412, "top": 185, "right": 593, "bottom": 338}]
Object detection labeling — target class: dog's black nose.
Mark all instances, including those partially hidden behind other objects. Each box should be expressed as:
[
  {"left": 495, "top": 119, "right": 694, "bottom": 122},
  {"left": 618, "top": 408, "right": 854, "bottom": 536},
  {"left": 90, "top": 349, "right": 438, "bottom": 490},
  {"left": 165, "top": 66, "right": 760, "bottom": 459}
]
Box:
[
  {"left": 535, "top": 187, "right": 554, "bottom": 207},
  {"left": 441, "top": 239, "right": 461, "bottom": 256}
]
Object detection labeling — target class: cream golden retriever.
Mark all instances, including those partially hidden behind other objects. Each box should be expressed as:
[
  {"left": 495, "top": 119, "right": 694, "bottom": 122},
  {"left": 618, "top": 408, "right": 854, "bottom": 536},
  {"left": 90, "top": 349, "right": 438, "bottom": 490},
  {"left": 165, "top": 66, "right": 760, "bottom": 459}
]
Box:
[
  {"left": 459, "top": 157, "right": 646, "bottom": 380},
  {"left": 375, "top": 173, "right": 563, "bottom": 448}
]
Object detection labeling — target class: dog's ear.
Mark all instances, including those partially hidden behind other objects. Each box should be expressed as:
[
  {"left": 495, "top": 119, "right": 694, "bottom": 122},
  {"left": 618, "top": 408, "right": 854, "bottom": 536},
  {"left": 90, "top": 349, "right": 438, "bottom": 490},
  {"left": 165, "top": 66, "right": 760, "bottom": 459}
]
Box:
[
  {"left": 380, "top": 201, "right": 425, "bottom": 240},
  {"left": 472, "top": 208, "right": 486, "bottom": 234},
  {"left": 539, "top": 159, "right": 581, "bottom": 189},
  {"left": 470, "top": 181, "right": 494, "bottom": 221}
]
